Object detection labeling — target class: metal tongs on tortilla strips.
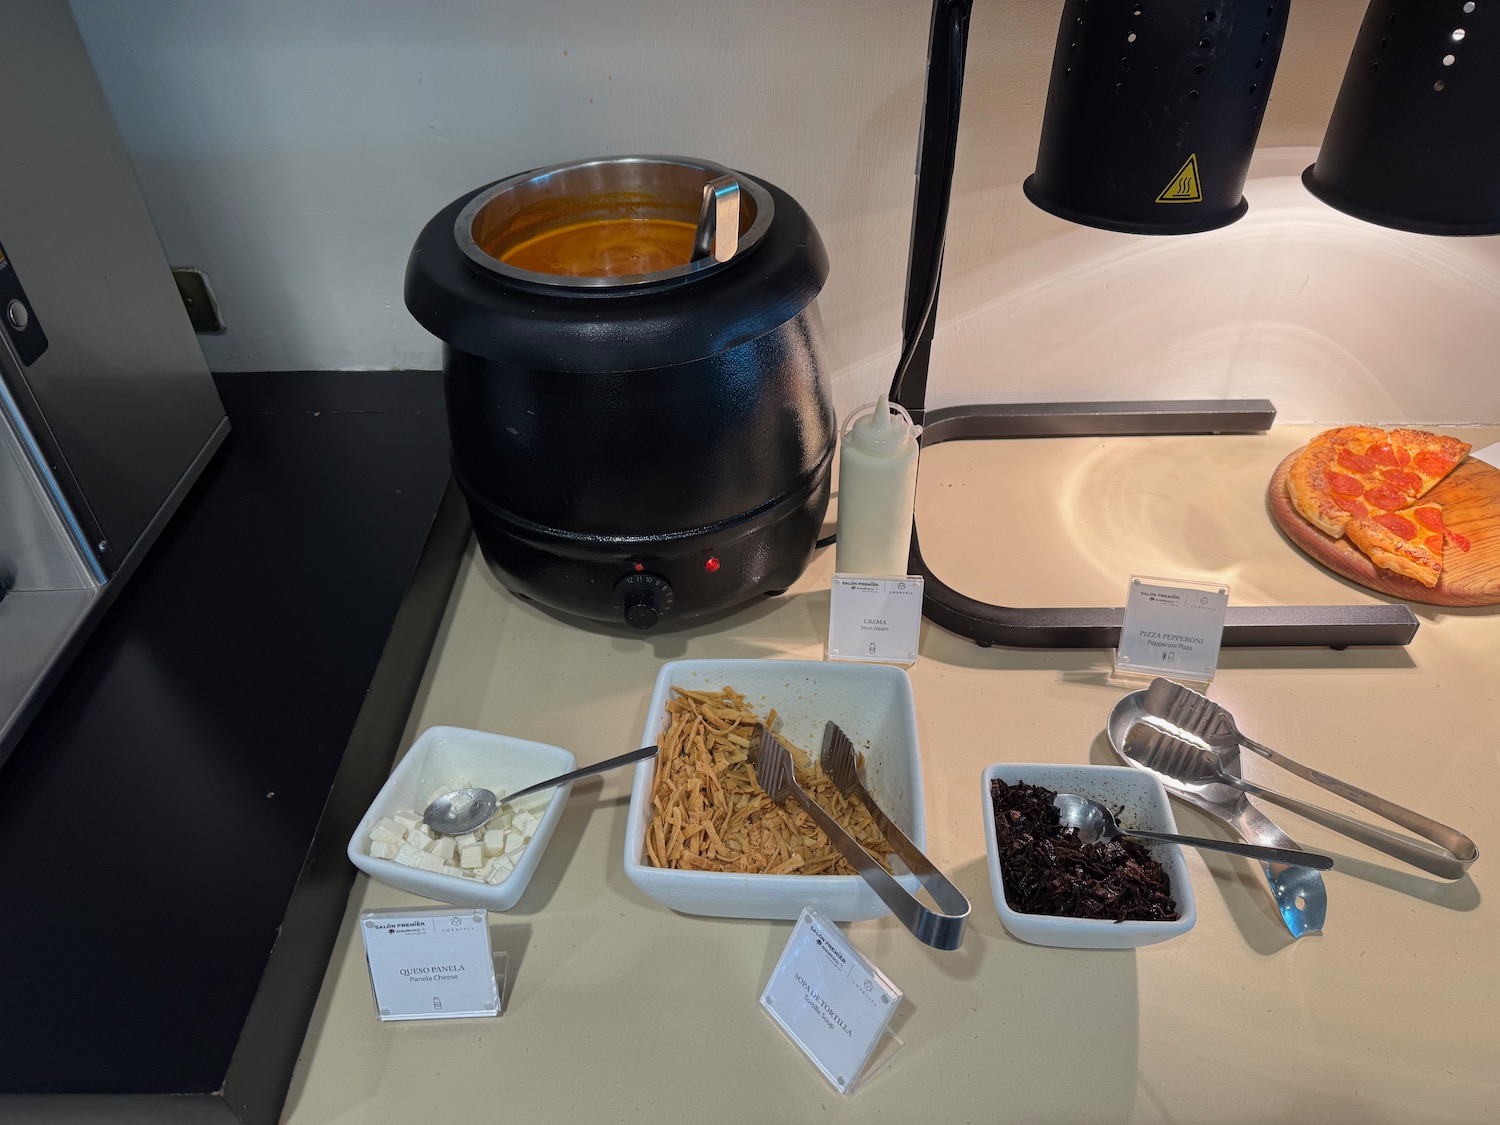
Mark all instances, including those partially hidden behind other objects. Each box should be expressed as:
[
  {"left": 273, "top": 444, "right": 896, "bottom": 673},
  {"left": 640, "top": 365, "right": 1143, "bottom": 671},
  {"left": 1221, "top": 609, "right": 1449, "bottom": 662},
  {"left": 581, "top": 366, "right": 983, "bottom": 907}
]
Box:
[
  {"left": 1136, "top": 677, "right": 1477, "bottom": 880},
  {"left": 747, "top": 723, "right": 969, "bottom": 950}
]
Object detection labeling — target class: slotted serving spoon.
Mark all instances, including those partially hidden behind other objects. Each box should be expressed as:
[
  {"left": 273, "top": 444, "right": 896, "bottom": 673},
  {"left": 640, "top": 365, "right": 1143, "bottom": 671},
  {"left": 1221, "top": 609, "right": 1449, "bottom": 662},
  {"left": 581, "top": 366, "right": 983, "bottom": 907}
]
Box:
[
  {"left": 748, "top": 724, "right": 967, "bottom": 950},
  {"left": 1106, "top": 692, "right": 1327, "bottom": 938},
  {"left": 1140, "top": 677, "right": 1477, "bottom": 879}
]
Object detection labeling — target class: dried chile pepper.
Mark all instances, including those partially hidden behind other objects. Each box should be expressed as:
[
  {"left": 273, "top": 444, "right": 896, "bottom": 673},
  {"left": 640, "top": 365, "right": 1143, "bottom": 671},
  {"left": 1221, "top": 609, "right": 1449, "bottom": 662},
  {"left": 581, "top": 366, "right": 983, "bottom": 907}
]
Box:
[{"left": 989, "top": 779, "right": 1179, "bottom": 923}]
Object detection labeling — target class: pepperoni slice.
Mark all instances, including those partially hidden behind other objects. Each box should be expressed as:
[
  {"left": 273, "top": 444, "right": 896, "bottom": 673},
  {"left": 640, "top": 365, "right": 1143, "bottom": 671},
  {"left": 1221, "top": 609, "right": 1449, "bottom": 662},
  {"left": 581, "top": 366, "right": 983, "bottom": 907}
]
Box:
[
  {"left": 1327, "top": 471, "right": 1365, "bottom": 498},
  {"left": 1411, "top": 505, "right": 1472, "bottom": 551},
  {"left": 1394, "top": 444, "right": 1412, "bottom": 468},
  {"left": 1334, "top": 495, "right": 1368, "bottom": 516},
  {"left": 1373, "top": 512, "right": 1418, "bottom": 539},
  {"left": 1366, "top": 441, "right": 1399, "bottom": 468},
  {"left": 1424, "top": 534, "right": 1445, "bottom": 555},
  {"left": 1413, "top": 450, "right": 1457, "bottom": 477},
  {"left": 1364, "top": 482, "right": 1409, "bottom": 511},
  {"left": 1380, "top": 469, "right": 1422, "bottom": 494},
  {"left": 1336, "top": 447, "right": 1375, "bottom": 474},
  {"left": 1413, "top": 505, "right": 1446, "bottom": 533}
]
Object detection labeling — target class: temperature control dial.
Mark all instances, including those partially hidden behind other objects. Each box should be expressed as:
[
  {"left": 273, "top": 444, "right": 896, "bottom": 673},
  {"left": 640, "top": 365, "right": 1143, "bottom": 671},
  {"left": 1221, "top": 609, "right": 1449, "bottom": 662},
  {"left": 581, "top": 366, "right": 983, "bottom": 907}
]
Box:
[{"left": 614, "top": 572, "right": 674, "bottom": 630}]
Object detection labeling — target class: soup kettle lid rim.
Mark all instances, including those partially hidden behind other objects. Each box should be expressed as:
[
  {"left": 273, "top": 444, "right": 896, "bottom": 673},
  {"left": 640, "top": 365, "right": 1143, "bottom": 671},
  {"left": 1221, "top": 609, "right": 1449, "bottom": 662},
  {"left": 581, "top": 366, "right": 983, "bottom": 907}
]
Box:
[
  {"left": 404, "top": 173, "right": 828, "bottom": 373},
  {"left": 453, "top": 153, "right": 777, "bottom": 290}
]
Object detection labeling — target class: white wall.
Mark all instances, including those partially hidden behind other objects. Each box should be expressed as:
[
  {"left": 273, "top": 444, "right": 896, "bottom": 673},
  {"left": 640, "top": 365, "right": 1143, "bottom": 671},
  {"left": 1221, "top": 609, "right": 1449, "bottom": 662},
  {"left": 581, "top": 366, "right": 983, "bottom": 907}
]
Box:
[{"left": 70, "top": 0, "right": 1500, "bottom": 424}]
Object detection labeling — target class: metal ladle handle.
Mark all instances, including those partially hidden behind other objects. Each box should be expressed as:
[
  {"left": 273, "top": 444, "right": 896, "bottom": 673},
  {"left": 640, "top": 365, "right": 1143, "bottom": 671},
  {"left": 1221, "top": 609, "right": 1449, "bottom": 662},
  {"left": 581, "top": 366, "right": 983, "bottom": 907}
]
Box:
[
  {"left": 1123, "top": 826, "right": 1334, "bottom": 870},
  {"left": 500, "top": 744, "right": 660, "bottom": 807},
  {"left": 692, "top": 174, "right": 740, "bottom": 262}
]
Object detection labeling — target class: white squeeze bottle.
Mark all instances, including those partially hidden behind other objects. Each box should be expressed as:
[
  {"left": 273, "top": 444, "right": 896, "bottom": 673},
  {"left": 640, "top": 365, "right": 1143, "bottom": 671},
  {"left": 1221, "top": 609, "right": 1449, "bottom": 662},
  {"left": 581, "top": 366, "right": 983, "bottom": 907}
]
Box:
[{"left": 835, "top": 394, "right": 921, "bottom": 576}]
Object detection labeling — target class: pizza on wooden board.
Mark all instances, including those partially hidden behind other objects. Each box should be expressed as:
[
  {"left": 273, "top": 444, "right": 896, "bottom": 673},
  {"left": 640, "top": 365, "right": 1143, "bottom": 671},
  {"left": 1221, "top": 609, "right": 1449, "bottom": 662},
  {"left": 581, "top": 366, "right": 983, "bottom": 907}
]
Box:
[{"left": 1286, "top": 426, "right": 1473, "bottom": 586}]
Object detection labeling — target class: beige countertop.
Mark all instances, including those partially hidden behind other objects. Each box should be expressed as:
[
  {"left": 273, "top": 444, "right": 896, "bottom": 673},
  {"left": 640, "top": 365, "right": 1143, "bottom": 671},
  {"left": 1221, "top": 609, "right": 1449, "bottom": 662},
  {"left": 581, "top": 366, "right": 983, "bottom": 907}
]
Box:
[{"left": 286, "top": 425, "right": 1500, "bottom": 1124}]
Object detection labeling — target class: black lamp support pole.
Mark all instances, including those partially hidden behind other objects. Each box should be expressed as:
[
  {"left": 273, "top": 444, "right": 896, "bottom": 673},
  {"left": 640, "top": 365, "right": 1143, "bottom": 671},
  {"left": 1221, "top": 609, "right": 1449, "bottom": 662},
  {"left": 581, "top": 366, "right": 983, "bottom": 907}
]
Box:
[{"left": 887, "top": 0, "right": 1418, "bottom": 649}]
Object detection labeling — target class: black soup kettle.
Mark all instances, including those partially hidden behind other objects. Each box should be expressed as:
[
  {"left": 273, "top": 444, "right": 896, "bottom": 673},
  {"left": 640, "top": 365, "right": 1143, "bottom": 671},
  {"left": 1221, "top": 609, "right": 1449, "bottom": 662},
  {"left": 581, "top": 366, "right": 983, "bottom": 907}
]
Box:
[{"left": 404, "top": 155, "right": 835, "bottom": 629}]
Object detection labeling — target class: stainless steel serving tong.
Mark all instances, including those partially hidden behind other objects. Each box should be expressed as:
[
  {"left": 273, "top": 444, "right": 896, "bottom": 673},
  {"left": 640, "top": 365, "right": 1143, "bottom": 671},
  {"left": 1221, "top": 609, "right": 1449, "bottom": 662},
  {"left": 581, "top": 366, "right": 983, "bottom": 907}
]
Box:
[
  {"left": 747, "top": 723, "right": 969, "bottom": 950},
  {"left": 821, "top": 722, "right": 972, "bottom": 938},
  {"left": 1139, "top": 677, "right": 1478, "bottom": 880}
]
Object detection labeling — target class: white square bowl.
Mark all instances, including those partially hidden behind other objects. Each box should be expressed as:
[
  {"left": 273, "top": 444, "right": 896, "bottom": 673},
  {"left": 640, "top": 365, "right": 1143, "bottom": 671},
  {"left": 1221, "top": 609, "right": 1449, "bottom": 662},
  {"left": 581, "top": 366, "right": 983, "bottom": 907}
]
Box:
[
  {"left": 347, "top": 726, "right": 575, "bottom": 910},
  {"left": 623, "top": 658, "right": 925, "bottom": 921},
  {"left": 981, "top": 763, "right": 1197, "bottom": 949}
]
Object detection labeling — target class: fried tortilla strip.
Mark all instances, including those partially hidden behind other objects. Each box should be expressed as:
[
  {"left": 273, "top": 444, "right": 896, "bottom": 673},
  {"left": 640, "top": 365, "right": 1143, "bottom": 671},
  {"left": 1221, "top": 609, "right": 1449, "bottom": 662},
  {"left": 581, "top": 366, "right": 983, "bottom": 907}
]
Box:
[{"left": 644, "top": 686, "right": 896, "bottom": 875}]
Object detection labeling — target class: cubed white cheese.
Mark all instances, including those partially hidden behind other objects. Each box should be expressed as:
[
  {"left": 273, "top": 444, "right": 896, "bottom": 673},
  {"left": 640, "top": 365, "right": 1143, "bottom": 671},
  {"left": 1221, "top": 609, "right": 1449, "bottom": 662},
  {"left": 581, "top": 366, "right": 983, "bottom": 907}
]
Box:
[
  {"left": 408, "top": 829, "right": 436, "bottom": 852},
  {"left": 368, "top": 840, "right": 400, "bottom": 860},
  {"left": 391, "top": 810, "right": 422, "bottom": 832},
  {"left": 415, "top": 851, "right": 445, "bottom": 873},
  {"left": 454, "top": 832, "right": 478, "bottom": 848},
  {"left": 368, "top": 818, "right": 408, "bottom": 845},
  {"left": 481, "top": 831, "right": 508, "bottom": 857},
  {"left": 429, "top": 836, "right": 457, "bottom": 863},
  {"left": 393, "top": 842, "right": 425, "bottom": 868},
  {"left": 459, "top": 844, "right": 483, "bottom": 869},
  {"left": 512, "top": 810, "right": 540, "bottom": 836},
  {"left": 484, "top": 856, "right": 515, "bottom": 884}
]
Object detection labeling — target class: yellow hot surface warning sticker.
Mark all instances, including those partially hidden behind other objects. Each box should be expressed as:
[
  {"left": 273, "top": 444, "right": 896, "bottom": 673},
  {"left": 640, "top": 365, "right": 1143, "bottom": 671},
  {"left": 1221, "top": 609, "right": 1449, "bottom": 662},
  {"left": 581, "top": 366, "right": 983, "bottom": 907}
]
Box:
[{"left": 1156, "top": 154, "right": 1203, "bottom": 204}]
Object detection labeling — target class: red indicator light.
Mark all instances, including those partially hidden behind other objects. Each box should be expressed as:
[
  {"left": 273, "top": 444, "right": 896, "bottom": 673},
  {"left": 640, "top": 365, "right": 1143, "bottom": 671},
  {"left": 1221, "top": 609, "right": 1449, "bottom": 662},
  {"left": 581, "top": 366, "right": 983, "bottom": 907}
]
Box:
[
  {"left": 704, "top": 556, "right": 721, "bottom": 573},
  {"left": 633, "top": 562, "right": 645, "bottom": 572}
]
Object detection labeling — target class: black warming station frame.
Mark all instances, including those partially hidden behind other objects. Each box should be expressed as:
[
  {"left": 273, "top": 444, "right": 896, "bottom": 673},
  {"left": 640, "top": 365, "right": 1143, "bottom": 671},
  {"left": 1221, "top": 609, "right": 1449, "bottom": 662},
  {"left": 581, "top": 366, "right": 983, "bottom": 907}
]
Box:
[{"left": 892, "top": 0, "right": 1420, "bottom": 650}]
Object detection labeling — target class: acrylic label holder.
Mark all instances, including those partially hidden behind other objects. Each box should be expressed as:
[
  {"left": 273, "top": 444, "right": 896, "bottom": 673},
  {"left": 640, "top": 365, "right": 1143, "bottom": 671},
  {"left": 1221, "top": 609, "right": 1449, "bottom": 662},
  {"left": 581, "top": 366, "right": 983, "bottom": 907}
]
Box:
[
  {"left": 827, "top": 575, "right": 924, "bottom": 665},
  {"left": 1115, "top": 574, "right": 1229, "bottom": 684},
  {"left": 760, "top": 907, "right": 903, "bottom": 1094},
  {"left": 360, "top": 905, "right": 506, "bottom": 1021}
]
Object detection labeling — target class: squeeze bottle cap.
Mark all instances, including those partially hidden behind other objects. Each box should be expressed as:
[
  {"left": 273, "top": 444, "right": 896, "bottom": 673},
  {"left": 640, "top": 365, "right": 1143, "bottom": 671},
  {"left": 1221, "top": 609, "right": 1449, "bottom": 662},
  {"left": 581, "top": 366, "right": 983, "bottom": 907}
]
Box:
[{"left": 843, "top": 394, "right": 919, "bottom": 457}]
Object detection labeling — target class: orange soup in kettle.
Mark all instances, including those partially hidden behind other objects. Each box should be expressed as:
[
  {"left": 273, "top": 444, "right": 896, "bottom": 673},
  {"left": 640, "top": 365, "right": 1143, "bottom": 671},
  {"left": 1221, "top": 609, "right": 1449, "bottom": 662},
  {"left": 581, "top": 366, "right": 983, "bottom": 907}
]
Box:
[{"left": 500, "top": 217, "right": 698, "bottom": 278}]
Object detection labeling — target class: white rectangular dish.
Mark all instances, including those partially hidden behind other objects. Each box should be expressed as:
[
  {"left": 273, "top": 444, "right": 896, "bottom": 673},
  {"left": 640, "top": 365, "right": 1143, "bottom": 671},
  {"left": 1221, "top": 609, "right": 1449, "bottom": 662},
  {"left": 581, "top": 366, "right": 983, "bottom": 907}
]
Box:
[
  {"left": 347, "top": 726, "right": 575, "bottom": 910},
  {"left": 980, "top": 762, "right": 1196, "bottom": 949},
  {"left": 623, "top": 658, "right": 925, "bottom": 922}
]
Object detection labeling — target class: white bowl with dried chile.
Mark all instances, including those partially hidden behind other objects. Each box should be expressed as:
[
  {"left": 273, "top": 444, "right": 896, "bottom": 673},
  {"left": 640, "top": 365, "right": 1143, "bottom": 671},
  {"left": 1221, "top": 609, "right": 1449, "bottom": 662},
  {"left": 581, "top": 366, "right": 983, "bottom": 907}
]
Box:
[{"left": 981, "top": 763, "right": 1196, "bottom": 949}]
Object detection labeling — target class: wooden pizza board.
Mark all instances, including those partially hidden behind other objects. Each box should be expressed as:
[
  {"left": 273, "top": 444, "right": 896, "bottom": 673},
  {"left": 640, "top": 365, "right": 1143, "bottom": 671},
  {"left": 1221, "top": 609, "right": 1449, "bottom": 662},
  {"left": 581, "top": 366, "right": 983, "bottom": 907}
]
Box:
[{"left": 1269, "top": 449, "right": 1500, "bottom": 607}]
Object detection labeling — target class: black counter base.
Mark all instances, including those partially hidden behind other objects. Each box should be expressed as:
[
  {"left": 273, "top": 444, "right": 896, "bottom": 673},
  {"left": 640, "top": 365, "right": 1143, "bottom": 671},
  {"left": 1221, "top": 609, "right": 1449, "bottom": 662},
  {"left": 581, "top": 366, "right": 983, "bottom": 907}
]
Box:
[{"left": 0, "top": 371, "right": 464, "bottom": 1123}]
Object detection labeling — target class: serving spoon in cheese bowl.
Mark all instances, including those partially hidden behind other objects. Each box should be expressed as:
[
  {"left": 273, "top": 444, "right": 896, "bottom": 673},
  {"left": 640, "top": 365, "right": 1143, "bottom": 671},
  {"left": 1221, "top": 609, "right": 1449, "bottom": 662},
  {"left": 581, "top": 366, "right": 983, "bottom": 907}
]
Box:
[
  {"left": 1052, "top": 792, "right": 1335, "bottom": 869},
  {"left": 422, "top": 744, "right": 660, "bottom": 836}
]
